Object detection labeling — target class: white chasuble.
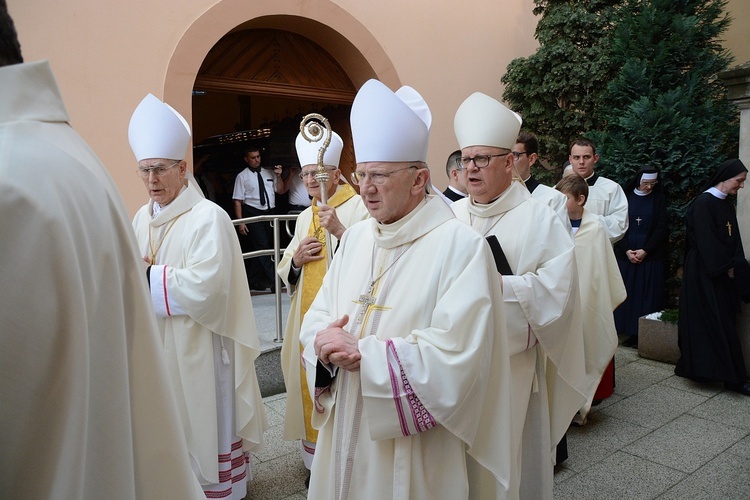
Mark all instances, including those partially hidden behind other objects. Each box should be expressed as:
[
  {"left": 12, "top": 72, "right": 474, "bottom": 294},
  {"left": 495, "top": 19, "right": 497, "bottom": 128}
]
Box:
[
  {"left": 530, "top": 182, "right": 570, "bottom": 227},
  {"left": 452, "top": 182, "right": 587, "bottom": 500},
  {"left": 0, "top": 60, "right": 204, "bottom": 499},
  {"left": 586, "top": 175, "right": 629, "bottom": 243},
  {"left": 133, "top": 182, "right": 267, "bottom": 490},
  {"left": 277, "top": 186, "right": 369, "bottom": 444},
  {"left": 573, "top": 210, "right": 627, "bottom": 417},
  {"left": 300, "top": 197, "right": 512, "bottom": 500}
]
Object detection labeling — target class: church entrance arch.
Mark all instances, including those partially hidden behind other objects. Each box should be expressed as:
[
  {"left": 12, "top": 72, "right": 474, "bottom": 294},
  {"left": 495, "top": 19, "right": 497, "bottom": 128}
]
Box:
[{"left": 164, "top": 1, "right": 398, "bottom": 211}]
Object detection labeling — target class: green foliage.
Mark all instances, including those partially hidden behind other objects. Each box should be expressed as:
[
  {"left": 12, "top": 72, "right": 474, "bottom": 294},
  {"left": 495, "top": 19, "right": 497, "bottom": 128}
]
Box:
[
  {"left": 502, "top": 0, "right": 623, "bottom": 174},
  {"left": 658, "top": 309, "right": 679, "bottom": 325},
  {"left": 594, "top": 0, "right": 739, "bottom": 305},
  {"left": 503, "top": 0, "right": 739, "bottom": 306}
]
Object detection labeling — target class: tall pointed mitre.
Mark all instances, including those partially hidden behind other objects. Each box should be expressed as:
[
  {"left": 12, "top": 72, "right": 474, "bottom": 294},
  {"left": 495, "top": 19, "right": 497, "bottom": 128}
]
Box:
[
  {"left": 128, "top": 94, "right": 191, "bottom": 161},
  {"left": 350, "top": 79, "right": 431, "bottom": 163},
  {"left": 454, "top": 92, "right": 522, "bottom": 150},
  {"left": 295, "top": 127, "right": 344, "bottom": 168}
]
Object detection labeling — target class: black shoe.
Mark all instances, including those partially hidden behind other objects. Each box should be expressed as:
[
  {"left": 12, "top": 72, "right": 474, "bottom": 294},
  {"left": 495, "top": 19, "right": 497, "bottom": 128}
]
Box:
[
  {"left": 622, "top": 336, "right": 638, "bottom": 348},
  {"left": 724, "top": 381, "right": 750, "bottom": 396},
  {"left": 305, "top": 471, "right": 311, "bottom": 488}
]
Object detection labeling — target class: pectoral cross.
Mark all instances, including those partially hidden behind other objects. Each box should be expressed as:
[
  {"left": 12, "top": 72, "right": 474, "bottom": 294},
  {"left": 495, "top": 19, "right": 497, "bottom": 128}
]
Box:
[
  {"left": 352, "top": 282, "right": 390, "bottom": 328},
  {"left": 635, "top": 216, "right": 642, "bottom": 226},
  {"left": 727, "top": 221, "right": 732, "bottom": 236}
]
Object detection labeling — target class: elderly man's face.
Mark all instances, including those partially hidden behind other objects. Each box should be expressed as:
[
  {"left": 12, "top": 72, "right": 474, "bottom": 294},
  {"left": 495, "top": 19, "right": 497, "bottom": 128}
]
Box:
[
  {"left": 355, "top": 161, "right": 424, "bottom": 224},
  {"left": 138, "top": 158, "right": 186, "bottom": 206},
  {"left": 460, "top": 146, "right": 514, "bottom": 204},
  {"left": 301, "top": 165, "right": 340, "bottom": 201}
]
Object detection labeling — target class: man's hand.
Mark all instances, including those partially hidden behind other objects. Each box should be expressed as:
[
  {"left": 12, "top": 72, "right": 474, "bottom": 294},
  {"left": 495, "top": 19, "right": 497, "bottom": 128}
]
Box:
[
  {"left": 238, "top": 223, "right": 248, "bottom": 236},
  {"left": 292, "top": 236, "right": 325, "bottom": 268},
  {"left": 318, "top": 205, "right": 346, "bottom": 240},
  {"left": 314, "top": 315, "right": 361, "bottom": 371}
]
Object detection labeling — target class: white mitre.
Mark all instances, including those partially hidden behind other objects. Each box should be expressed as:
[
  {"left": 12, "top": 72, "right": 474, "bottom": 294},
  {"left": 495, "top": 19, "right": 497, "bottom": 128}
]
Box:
[
  {"left": 295, "top": 127, "right": 344, "bottom": 168},
  {"left": 350, "top": 79, "right": 431, "bottom": 163},
  {"left": 129, "top": 93, "right": 191, "bottom": 161},
  {"left": 454, "top": 92, "right": 522, "bottom": 150}
]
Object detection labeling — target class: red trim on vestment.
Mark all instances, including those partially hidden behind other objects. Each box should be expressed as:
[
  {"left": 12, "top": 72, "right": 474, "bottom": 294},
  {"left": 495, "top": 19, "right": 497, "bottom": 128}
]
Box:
[{"left": 162, "top": 266, "right": 171, "bottom": 316}]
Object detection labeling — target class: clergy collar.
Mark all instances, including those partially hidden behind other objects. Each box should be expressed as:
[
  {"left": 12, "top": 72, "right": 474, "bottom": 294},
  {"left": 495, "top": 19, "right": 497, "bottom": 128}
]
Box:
[
  {"left": 152, "top": 201, "right": 164, "bottom": 218},
  {"left": 467, "top": 181, "right": 529, "bottom": 219},
  {"left": 523, "top": 175, "right": 540, "bottom": 193},
  {"left": 373, "top": 197, "right": 426, "bottom": 239},
  {"left": 0, "top": 61, "right": 69, "bottom": 125},
  {"left": 447, "top": 185, "right": 467, "bottom": 197},
  {"left": 584, "top": 173, "right": 599, "bottom": 186},
  {"left": 633, "top": 187, "right": 651, "bottom": 197},
  {"left": 370, "top": 196, "right": 453, "bottom": 249},
  {"left": 705, "top": 186, "right": 727, "bottom": 200},
  {"left": 149, "top": 183, "right": 200, "bottom": 226}
]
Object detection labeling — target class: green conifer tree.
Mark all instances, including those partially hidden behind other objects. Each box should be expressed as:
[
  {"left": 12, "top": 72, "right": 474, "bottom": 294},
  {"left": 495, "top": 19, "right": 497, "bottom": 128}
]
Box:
[
  {"left": 502, "top": 0, "right": 623, "bottom": 180},
  {"left": 592, "top": 0, "right": 738, "bottom": 303}
]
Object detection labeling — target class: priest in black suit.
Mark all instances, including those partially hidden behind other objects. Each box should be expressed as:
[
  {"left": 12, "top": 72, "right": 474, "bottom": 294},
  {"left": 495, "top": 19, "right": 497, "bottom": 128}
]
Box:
[{"left": 442, "top": 149, "right": 467, "bottom": 202}]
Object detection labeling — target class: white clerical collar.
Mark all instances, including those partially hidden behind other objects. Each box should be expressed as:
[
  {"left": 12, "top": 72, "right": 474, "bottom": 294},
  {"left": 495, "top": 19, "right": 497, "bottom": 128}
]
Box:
[
  {"left": 152, "top": 201, "right": 164, "bottom": 218},
  {"left": 705, "top": 186, "right": 727, "bottom": 199},
  {"left": 375, "top": 197, "right": 428, "bottom": 237},
  {"left": 634, "top": 188, "right": 650, "bottom": 196}
]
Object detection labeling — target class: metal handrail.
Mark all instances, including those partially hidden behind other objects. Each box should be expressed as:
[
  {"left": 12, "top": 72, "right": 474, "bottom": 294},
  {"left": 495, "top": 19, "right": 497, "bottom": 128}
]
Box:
[{"left": 233, "top": 214, "right": 298, "bottom": 343}]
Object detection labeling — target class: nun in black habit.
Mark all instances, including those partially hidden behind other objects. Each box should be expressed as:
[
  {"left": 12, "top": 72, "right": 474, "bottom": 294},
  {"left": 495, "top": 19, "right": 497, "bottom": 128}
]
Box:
[
  {"left": 675, "top": 159, "right": 750, "bottom": 395},
  {"left": 614, "top": 167, "right": 668, "bottom": 347}
]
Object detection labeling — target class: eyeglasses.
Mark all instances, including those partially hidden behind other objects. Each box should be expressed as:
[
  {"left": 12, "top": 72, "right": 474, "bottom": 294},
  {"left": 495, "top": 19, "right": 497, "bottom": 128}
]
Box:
[
  {"left": 456, "top": 153, "right": 511, "bottom": 170},
  {"left": 299, "top": 167, "right": 335, "bottom": 180},
  {"left": 351, "top": 165, "right": 418, "bottom": 185},
  {"left": 641, "top": 181, "right": 658, "bottom": 187},
  {"left": 512, "top": 151, "right": 529, "bottom": 160},
  {"left": 136, "top": 160, "right": 181, "bottom": 178}
]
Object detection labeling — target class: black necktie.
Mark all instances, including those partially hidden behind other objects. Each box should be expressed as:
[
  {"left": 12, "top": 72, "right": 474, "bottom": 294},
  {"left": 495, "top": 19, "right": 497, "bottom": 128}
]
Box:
[{"left": 256, "top": 170, "right": 268, "bottom": 207}]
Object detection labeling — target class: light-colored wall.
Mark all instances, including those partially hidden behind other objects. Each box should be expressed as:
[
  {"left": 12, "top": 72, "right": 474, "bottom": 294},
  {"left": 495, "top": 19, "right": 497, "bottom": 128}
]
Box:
[
  {"left": 6, "top": 0, "right": 536, "bottom": 215},
  {"left": 7, "top": 0, "right": 748, "bottom": 215},
  {"left": 727, "top": 0, "right": 750, "bottom": 66}
]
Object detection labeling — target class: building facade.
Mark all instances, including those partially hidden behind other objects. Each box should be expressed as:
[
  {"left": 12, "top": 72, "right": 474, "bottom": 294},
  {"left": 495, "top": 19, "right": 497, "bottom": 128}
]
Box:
[{"left": 9, "top": 0, "right": 750, "bottom": 215}]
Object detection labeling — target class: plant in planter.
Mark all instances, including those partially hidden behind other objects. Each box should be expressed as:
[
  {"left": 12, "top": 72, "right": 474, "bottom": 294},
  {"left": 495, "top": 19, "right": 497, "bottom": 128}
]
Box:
[{"left": 638, "top": 309, "right": 680, "bottom": 363}]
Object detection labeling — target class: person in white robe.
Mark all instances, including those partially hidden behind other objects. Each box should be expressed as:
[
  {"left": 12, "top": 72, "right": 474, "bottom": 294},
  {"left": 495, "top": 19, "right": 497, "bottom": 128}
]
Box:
[
  {"left": 0, "top": 16, "right": 203, "bottom": 498},
  {"left": 128, "top": 94, "right": 267, "bottom": 500},
  {"left": 299, "top": 79, "right": 513, "bottom": 499},
  {"left": 556, "top": 175, "right": 627, "bottom": 424},
  {"left": 451, "top": 92, "right": 588, "bottom": 500},
  {"left": 569, "top": 138, "right": 629, "bottom": 243},
  {"left": 277, "top": 127, "right": 369, "bottom": 475},
  {"left": 512, "top": 130, "right": 569, "bottom": 224}
]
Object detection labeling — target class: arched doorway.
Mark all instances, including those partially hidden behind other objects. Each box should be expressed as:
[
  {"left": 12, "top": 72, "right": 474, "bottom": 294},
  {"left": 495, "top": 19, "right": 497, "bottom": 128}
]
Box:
[
  {"left": 164, "top": 1, "right": 400, "bottom": 214},
  {"left": 192, "top": 28, "right": 359, "bottom": 215}
]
